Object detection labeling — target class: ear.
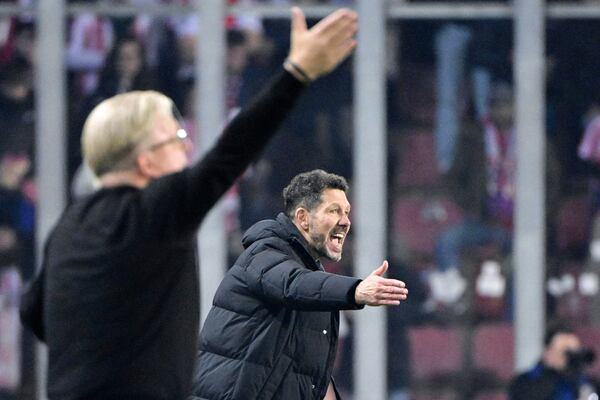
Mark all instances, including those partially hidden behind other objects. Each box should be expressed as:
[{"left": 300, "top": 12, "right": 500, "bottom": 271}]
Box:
[
  {"left": 136, "top": 152, "right": 158, "bottom": 178},
  {"left": 294, "top": 208, "right": 310, "bottom": 232}
]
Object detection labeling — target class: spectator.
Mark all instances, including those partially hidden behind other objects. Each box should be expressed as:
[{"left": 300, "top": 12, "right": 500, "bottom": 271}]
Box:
[
  {"left": 65, "top": 2, "right": 115, "bottom": 96},
  {"left": 0, "top": 19, "right": 35, "bottom": 66},
  {"left": 428, "top": 82, "right": 560, "bottom": 307},
  {"left": 0, "top": 152, "right": 35, "bottom": 400},
  {"left": 0, "top": 55, "right": 34, "bottom": 163},
  {"left": 508, "top": 323, "right": 599, "bottom": 399},
  {"left": 69, "top": 35, "right": 158, "bottom": 191},
  {"left": 428, "top": 82, "right": 514, "bottom": 305},
  {"left": 91, "top": 35, "right": 157, "bottom": 100},
  {"left": 577, "top": 96, "right": 600, "bottom": 226},
  {"left": 575, "top": 96, "right": 600, "bottom": 325},
  {"left": 0, "top": 153, "right": 34, "bottom": 279},
  {"left": 0, "top": 26, "right": 36, "bottom": 400},
  {"left": 433, "top": 12, "right": 512, "bottom": 174},
  {"left": 0, "top": 264, "right": 22, "bottom": 398},
  {"left": 154, "top": 0, "right": 266, "bottom": 112}
]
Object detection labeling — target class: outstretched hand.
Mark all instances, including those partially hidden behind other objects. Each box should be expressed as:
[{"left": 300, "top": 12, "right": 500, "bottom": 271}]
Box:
[
  {"left": 355, "top": 261, "right": 408, "bottom": 306},
  {"left": 287, "top": 6, "right": 358, "bottom": 80}
]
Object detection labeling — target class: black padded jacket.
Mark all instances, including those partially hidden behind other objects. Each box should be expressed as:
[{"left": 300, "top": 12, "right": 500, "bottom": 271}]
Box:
[{"left": 191, "top": 213, "right": 363, "bottom": 400}]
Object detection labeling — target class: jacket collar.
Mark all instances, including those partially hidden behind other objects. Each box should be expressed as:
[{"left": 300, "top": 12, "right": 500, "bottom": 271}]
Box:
[{"left": 276, "top": 213, "right": 323, "bottom": 271}]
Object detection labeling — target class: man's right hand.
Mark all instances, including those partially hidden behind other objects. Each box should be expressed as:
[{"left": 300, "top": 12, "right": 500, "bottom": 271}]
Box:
[
  {"left": 355, "top": 260, "right": 409, "bottom": 306},
  {"left": 286, "top": 7, "right": 358, "bottom": 81}
]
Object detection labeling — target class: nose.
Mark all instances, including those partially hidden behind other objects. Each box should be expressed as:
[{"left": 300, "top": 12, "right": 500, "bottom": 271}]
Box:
[{"left": 340, "top": 214, "right": 351, "bottom": 228}]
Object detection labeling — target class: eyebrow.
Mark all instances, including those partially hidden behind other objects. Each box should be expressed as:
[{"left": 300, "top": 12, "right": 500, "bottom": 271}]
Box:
[{"left": 327, "top": 203, "right": 351, "bottom": 212}]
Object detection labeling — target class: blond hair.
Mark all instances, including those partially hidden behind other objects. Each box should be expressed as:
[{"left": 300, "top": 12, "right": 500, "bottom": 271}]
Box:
[{"left": 82, "top": 90, "right": 174, "bottom": 177}]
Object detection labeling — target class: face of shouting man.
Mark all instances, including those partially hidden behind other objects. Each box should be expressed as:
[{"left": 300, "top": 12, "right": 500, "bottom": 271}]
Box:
[{"left": 299, "top": 188, "right": 351, "bottom": 262}]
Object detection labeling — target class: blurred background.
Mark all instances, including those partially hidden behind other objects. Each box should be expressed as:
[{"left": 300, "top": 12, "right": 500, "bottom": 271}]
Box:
[{"left": 1, "top": 0, "right": 600, "bottom": 399}]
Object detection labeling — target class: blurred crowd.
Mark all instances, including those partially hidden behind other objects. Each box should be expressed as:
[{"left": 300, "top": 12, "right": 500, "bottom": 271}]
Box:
[{"left": 1, "top": 0, "right": 600, "bottom": 399}]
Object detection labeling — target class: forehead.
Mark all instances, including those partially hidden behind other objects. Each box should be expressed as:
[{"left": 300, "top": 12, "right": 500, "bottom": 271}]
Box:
[
  {"left": 550, "top": 333, "right": 580, "bottom": 349},
  {"left": 151, "top": 112, "right": 179, "bottom": 134},
  {"left": 318, "top": 188, "right": 350, "bottom": 208}
]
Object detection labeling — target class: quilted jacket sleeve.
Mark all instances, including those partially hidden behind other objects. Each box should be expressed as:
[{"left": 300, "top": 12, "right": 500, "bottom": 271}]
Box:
[{"left": 244, "top": 246, "right": 363, "bottom": 311}]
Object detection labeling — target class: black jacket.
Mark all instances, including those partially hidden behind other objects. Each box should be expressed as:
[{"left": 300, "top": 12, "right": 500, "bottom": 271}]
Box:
[
  {"left": 20, "top": 69, "right": 306, "bottom": 400},
  {"left": 191, "top": 213, "right": 363, "bottom": 400},
  {"left": 508, "top": 361, "right": 599, "bottom": 400}
]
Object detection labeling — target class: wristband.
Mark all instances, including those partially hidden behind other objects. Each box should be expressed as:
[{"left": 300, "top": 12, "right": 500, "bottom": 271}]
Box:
[{"left": 283, "top": 59, "right": 313, "bottom": 83}]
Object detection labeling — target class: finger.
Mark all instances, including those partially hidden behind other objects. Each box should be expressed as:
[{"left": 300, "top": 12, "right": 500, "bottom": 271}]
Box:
[
  {"left": 371, "top": 260, "right": 388, "bottom": 277},
  {"left": 323, "top": 39, "right": 358, "bottom": 71},
  {"left": 376, "top": 299, "right": 401, "bottom": 306},
  {"left": 379, "top": 278, "right": 406, "bottom": 288},
  {"left": 377, "top": 290, "right": 408, "bottom": 300},
  {"left": 376, "top": 284, "right": 407, "bottom": 294},
  {"left": 375, "top": 293, "right": 407, "bottom": 301},
  {"left": 320, "top": 16, "right": 358, "bottom": 47},
  {"left": 311, "top": 8, "right": 357, "bottom": 36},
  {"left": 291, "top": 6, "right": 307, "bottom": 35},
  {"left": 381, "top": 286, "right": 409, "bottom": 295}
]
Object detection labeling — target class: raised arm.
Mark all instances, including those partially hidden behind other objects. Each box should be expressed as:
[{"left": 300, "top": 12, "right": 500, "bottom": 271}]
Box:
[
  {"left": 141, "top": 8, "right": 358, "bottom": 237},
  {"left": 285, "top": 7, "right": 358, "bottom": 82}
]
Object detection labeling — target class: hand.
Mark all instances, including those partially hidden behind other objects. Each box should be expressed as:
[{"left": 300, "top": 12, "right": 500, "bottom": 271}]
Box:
[
  {"left": 287, "top": 7, "right": 358, "bottom": 80},
  {"left": 355, "top": 261, "right": 408, "bottom": 306}
]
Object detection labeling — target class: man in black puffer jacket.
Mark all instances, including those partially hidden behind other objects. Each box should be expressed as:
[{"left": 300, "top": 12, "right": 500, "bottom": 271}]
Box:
[{"left": 191, "top": 170, "right": 409, "bottom": 400}]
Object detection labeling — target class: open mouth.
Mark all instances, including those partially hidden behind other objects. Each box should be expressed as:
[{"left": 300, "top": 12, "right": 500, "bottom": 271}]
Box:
[{"left": 329, "top": 232, "right": 346, "bottom": 253}]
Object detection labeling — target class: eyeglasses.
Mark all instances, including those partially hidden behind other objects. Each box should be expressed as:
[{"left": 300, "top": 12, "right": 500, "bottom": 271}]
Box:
[{"left": 147, "top": 128, "right": 189, "bottom": 152}]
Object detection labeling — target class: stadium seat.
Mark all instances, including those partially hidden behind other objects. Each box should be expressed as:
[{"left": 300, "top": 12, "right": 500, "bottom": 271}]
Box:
[
  {"left": 556, "top": 194, "right": 590, "bottom": 257},
  {"left": 575, "top": 326, "right": 600, "bottom": 377},
  {"left": 395, "top": 130, "right": 440, "bottom": 188},
  {"left": 473, "top": 390, "right": 507, "bottom": 400},
  {"left": 393, "top": 195, "right": 464, "bottom": 258},
  {"left": 473, "top": 323, "right": 514, "bottom": 382},
  {"left": 408, "top": 326, "right": 462, "bottom": 381}
]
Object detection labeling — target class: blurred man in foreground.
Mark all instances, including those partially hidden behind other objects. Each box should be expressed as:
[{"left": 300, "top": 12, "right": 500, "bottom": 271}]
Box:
[{"left": 20, "top": 7, "right": 359, "bottom": 399}]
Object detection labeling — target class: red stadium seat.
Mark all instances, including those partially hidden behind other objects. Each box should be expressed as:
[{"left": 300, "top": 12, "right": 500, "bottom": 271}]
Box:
[
  {"left": 408, "top": 326, "right": 462, "bottom": 381},
  {"left": 556, "top": 194, "right": 590, "bottom": 256},
  {"left": 396, "top": 130, "right": 440, "bottom": 188},
  {"left": 473, "top": 390, "right": 508, "bottom": 400},
  {"left": 393, "top": 195, "right": 464, "bottom": 257},
  {"left": 575, "top": 326, "right": 600, "bottom": 378},
  {"left": 410, "top": 388, "right": 458, "bottom": 400},
  {"left": 473, "top": 323, "right": 514, "bottom": 381}
]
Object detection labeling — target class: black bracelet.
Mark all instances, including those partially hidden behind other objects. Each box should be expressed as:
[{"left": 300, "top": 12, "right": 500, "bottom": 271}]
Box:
[{"left": 284, "top": 59, "right": 313, "bottom": 83}]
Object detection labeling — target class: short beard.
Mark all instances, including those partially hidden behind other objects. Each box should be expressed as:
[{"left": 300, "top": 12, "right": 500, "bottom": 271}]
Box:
[{"left": 309, "top": 232, "right": 341, "bottom": 262}]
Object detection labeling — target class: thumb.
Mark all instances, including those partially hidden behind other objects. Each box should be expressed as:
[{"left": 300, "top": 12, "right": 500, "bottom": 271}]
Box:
[
  {"left": 371, "top": 260, "right": 388, "bottom": 277},
  {"left": 290, "top": 6, "right": 307, "bottom": 35}
]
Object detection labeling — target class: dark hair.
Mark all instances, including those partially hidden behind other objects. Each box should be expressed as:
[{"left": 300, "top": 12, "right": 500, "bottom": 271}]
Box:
[
  {"left": 282, "top": 169, "right": 349, "bottom": 218},
  {"left": 227, "top": 29, "right": 246, "bottom": 47},
  {"left": 0, "top": 54, "right": 32, "bottom": 86},
  {"left": 94, "top": 35, "right": 155, "bottom": 97},
  {"left": 544, "top": 321, "right": 575, "bottom": 347}
]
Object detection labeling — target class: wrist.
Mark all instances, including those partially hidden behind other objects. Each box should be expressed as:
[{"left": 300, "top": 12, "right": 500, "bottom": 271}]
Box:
[
  {"left": 283, "top": 58, "right": 313, "bottom": 84},
  {"left": 352, "top": 280, "right": 365, "bottom": 306}
]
